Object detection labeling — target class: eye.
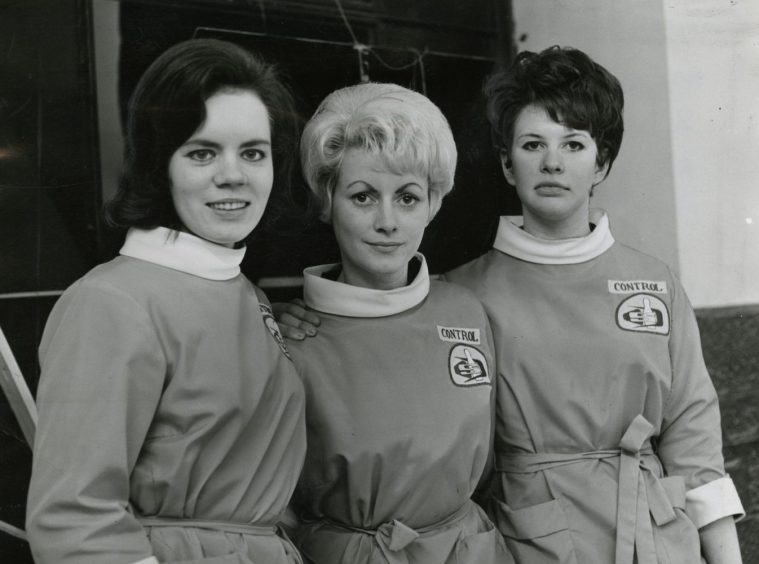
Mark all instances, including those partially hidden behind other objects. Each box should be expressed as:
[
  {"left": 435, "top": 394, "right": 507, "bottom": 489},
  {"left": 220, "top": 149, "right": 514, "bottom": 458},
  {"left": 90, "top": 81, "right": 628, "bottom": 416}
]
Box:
[
  {"left": 351, "top": 192, "right": 374, "bottom": 205},
  {"left": 187, "top": 149, "right": 215, "bottom": 162},
  {"left": 565, "top": 140, "right": 586, "bottom": 151},
  {"left": 398, "top": 192, "right": 420, "bottom": 206},
  {"left": 521, "top": 141, "right": 542, "bottom": 151},
  {"left": 242, "top": 148, "right": 267, "bottom": 162}
]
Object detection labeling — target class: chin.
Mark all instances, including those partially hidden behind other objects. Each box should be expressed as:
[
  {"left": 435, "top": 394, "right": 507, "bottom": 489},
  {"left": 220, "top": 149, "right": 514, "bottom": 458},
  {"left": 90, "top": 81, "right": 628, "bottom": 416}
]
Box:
[{"left": 204, "top": 233, "right": 247, "bottom": 248}]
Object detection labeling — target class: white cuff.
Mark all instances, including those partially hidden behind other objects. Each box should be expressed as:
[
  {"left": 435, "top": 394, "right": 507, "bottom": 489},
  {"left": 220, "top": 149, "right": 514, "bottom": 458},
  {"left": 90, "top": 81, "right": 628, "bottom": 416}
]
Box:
[
  {"left": 685, "top": 475, "right": 745, "bottom": 528},
  {"left": 131, "top": 557, "right": 159, "bottom": 564}
]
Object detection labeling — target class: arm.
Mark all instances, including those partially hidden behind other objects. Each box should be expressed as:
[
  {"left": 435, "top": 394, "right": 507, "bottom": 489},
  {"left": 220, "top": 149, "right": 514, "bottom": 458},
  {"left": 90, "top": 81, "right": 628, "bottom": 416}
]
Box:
[
  {"left": 657, "top": 276, "right": 744, "bottom": 550},
  {"left": 26, "top": 282, "right": 166, "bottom": 564},
  {"left": 700, "top": 516, "right": 742, "bottom": 564},
  {"left": 272, "top": 298, "right": 321, "bottom": 340}
]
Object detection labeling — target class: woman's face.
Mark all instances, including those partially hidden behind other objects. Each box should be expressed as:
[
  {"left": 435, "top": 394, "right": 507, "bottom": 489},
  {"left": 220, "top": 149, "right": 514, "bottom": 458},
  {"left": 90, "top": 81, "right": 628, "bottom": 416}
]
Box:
[
  {"left": 168, "top": 89, "right": 273, "bottom": 248},
  {"left": 331, "top": 149, "right": 431, "bottom": 290},
  {"left": 502, "top": 104, "right": 608, "bottom": 239}
]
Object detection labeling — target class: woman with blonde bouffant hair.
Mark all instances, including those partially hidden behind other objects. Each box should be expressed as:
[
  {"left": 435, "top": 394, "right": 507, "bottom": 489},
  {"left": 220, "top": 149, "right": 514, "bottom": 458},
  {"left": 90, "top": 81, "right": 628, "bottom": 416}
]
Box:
[{"left": 282, "top": 82, "right": 512, "bottom": 564}]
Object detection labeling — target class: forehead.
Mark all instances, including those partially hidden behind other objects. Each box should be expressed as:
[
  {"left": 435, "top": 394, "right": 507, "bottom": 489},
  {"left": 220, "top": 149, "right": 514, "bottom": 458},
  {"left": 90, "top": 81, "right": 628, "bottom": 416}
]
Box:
[
  {"left": 513, "top": 104, "right": 591, "bottom": 138},
  {"left": 339, "top": 148, "right": 426, "bottom": 186},
  {"left": 194, "top": 90, "right": 271, "bottom": 139}
]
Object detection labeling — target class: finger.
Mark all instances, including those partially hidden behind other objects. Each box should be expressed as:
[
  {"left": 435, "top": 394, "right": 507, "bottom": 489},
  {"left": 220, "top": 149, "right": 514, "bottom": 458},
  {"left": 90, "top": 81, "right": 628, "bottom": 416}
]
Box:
[
  {"left": 279, "top": 313, "right": 319, "bottom": 337},
  {"left": 279, "top": 323, "right": 307, "bottom": 341},
  {"left": 287, "top": 299, "right": 321, "bottom": 327},
  {"left": 277, "top": 314, "right": 308, "bottom": 340},
  {"left": 271, "top": 302, "right": 294, "bottom": 321},
  {"left": 274, "top": 301, "right": 317, "bottom": 324}
]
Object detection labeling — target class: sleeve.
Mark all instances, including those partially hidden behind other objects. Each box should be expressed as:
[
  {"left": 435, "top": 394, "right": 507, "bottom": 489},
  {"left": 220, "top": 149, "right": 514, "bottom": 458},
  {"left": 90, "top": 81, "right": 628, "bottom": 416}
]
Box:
[
  {"left": 657, "top": 274, "right": 744, "bottom": 528},
  {"left": 26, "top": 280, "right": 167, "bottom": 564}
]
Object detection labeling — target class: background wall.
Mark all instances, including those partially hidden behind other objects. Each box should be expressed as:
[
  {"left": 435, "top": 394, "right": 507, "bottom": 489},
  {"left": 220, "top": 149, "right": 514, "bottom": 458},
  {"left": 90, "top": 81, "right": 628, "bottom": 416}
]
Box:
[
  {"left": 664, "top": 0, "right": 759, "bottom": 309},
  {"left": 512, "top": 0, "right": 759, "bottom": 309}
]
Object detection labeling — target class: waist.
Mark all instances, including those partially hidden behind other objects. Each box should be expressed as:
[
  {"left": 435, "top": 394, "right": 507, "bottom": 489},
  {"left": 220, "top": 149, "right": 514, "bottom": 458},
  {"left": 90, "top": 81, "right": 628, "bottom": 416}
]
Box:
[
  {"left": 318, "top": 499, "right": 475, "bottom": 537},
  {"left": 496, "top": 444, "right": 656, "bottom": 474},
  {"left": 137, "top": 516, "right": 277, "bottom": 536}
]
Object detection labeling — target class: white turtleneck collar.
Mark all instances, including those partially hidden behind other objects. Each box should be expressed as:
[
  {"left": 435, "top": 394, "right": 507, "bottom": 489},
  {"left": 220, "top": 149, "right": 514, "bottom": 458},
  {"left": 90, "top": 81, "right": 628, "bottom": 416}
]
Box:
[
  {"left": 492, "top": 209, "right": 615, "bottom": 265},
  {"left": 303, "top": 254, "right": 430, "bottom": 318},
  {"left": 119, "top": 227, "right": 245, "bottom": 280}
]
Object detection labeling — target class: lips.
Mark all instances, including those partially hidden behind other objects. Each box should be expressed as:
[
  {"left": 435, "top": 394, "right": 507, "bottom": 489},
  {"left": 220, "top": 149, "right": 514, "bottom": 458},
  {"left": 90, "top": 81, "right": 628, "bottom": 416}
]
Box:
[
  {"left": 366, "top": 241, "right": 403, "bottom": 252},
  {"left": 535, "top": 182, "right": 570, "bottom": 190},
  {"left": 206, "top": 200, "right": 250, "bottom": 211}
]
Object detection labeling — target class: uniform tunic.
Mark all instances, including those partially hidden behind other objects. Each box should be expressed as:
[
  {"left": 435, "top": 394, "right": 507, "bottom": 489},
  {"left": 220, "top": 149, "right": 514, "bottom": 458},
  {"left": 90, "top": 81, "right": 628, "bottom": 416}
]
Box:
[
  {"left": 287, "top": 255, "right": 512, "bottom": 564},
  {"left": 27, "top": 227, "right": 306, "bottom": 564},
  {"left": 446, "top": 211, "right": 744, "bottom": 564}
]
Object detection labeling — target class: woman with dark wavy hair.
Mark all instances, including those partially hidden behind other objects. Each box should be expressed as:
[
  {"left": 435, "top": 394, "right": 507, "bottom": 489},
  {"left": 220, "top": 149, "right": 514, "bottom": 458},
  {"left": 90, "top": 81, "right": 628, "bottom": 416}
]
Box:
[
  {"left": 447, "top": 46, "right": 744, "bottom": 564},
  {"left": 26, "top": 38, "right": 306, "bottom": 564}
]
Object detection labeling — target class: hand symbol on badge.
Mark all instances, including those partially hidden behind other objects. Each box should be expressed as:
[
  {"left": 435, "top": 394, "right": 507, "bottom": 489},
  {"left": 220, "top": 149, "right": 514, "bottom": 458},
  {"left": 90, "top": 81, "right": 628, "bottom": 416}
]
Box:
[
  {"left": 626, "top": 298, "right": 660, "bottom": 327},
  {"left": 455, "top": 349, "right": 484, "bottom": 379}
]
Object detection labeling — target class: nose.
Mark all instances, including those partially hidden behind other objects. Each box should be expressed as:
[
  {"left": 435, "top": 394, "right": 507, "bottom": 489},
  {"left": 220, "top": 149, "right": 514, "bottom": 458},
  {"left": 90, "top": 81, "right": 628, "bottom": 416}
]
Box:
[
  {"left": 214, "top": 155, "right": 246, "bottom": 187},
  {"left": 540, "top": 147, "right": 564, "bottom": 173},
  {"left": 373, "top": 200, "right": 398, "bottom": 233}
]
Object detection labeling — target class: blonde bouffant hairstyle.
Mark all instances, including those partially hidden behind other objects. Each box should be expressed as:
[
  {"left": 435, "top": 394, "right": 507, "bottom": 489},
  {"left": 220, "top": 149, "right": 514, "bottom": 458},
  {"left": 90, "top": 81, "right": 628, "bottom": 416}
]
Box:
[{"left": 300, "top": 82, "right": 457, "bottom": 223}]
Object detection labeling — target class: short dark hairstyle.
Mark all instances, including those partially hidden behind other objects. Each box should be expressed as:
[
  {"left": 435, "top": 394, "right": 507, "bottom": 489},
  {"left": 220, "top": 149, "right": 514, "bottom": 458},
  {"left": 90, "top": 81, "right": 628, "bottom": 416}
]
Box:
[
  {"left": 105, "top": 38, "right": 298, "bottom": 230},
  {"left": 485, "top": 46, "right": 624, "bottom": 174}
]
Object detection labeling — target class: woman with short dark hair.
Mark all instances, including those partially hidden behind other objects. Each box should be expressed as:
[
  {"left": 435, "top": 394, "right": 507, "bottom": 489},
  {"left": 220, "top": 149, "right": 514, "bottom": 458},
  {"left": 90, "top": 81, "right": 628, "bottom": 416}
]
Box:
[
  {"left": 26, "top": 38, "right": 306, "bottom": 564},
  {"left": 447, "top": 45, "right": 744, "bottom": 563}
]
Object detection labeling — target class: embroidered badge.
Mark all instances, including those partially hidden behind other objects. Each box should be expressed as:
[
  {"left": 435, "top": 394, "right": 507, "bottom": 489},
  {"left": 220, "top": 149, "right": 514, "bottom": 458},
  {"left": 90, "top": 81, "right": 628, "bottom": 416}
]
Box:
[
  {"left": 615, "top": 293, "right": 670, "bottom": 335},
  {"left": 448, "top": 345, "right": 490, "bottom": 387},
  {"left": 259, "top": 303, "right": 292, "bottom": 360},
  {"left": 608, "top": 280, "right": 668, "bottom": 294},
  {"left": 437, "top": 326, "right": 481, "bottom": 345}
]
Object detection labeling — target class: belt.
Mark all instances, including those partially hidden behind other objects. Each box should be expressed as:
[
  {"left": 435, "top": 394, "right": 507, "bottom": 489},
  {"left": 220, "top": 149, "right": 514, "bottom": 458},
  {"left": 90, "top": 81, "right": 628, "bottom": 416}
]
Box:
[
  {"left": 137, "top": 516, "right": 277, "bottom": 536},
  {"left": 318, "top": 499, "right": 474, "bottom": 561},
  {"left": 496, "top": 415, "right": 684, "bottom": 564}
]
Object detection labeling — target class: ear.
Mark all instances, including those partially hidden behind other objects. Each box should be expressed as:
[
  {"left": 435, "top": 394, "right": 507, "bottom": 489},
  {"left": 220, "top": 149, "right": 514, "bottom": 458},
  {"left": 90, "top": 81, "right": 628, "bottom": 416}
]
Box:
[
  {"left": 500, "top": 149, "right": 515, "bottom": 185},
  {"left": 593, "top": 159, "right": 610, "bottom": 186}
]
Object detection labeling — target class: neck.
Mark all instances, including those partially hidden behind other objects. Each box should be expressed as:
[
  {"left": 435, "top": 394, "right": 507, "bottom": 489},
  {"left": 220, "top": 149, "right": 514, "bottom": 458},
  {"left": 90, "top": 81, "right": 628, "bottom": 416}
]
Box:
[
  {"left": 338, "top": 265, "right": 409, "bottom": 291},
  {"left": 522, "top": 210, "right": 591, "bottom": 240}
]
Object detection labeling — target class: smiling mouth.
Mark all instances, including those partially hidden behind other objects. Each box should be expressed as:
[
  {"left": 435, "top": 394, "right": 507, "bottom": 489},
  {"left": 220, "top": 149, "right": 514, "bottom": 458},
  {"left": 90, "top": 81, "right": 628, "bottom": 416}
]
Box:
[{"left": 207, "top": 201, "right": 250, "bottom": 211}]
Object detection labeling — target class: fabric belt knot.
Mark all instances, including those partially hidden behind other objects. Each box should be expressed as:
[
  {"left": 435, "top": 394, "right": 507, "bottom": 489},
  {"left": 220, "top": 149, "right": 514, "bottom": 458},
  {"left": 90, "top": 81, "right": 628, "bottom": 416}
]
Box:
[
  {"left": 322, "top": 500, "right": 473, "bottom": 563},
  {"left": 377, "top": 519, "right": 420, "bottom": 552},
  {"left": 614, "top": 414, "right": 676, "bottom": 564}
]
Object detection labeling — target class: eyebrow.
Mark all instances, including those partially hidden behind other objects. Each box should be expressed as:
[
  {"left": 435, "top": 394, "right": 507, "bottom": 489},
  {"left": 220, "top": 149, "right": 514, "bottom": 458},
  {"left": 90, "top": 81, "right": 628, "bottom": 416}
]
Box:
[
  {"left": 345, "top": 180, "right": 425, "bottom": 191},
  {"left": 516, "top": 131, "right": 591, "bottom": 140},
  {"left": 182, "top": 138, "right": 271, "bottom": 148}
]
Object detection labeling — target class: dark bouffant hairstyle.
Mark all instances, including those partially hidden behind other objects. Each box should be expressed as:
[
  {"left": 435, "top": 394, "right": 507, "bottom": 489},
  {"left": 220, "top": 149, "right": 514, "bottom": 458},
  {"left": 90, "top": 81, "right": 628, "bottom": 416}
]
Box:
[
  {"left": 485, "top": 46, "right": 624, "bottom": 175},
  {"left": 105, "top": 38, "right": 298, "bottom": 230}
]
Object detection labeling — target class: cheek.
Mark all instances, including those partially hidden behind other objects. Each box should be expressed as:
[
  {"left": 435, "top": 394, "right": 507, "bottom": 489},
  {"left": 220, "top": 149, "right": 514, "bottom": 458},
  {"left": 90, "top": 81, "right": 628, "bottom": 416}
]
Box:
[
  {"left": 256, "top": 165, "right": 275, "bottom": 195},
  {"left": 167, "top": 166, "right": 200, "bottom": 208},
  {"left": 331, "top": 204, "right": 365, "bottom": 240},
  {"left": 405, "top": 207, "right": 431, "bottom": 237},
  {"left": 168, "top": 178, "right": 199, "bottom": 215}
]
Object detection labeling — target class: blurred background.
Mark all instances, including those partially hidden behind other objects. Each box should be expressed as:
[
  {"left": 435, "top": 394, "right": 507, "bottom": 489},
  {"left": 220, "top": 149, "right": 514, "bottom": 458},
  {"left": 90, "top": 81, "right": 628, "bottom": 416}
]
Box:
[{"left": 1, "top": 0, "right": 757, "bottom": 561}]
